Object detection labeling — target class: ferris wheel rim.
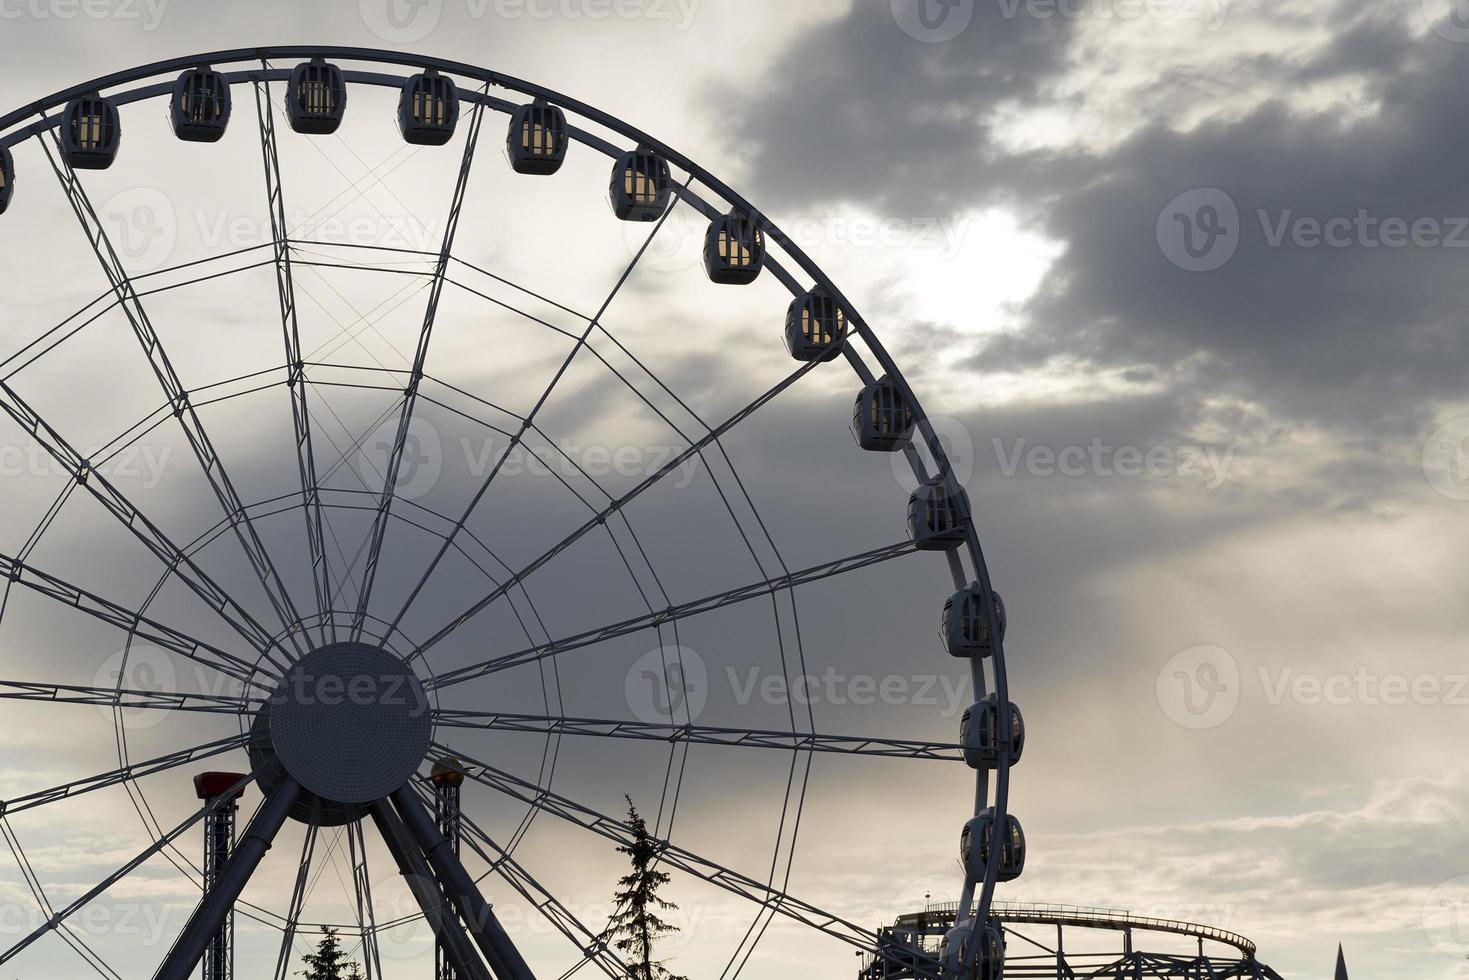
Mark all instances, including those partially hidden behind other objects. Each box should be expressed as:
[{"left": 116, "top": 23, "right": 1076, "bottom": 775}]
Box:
[{"left": 0, "top": 47, "right": 1018, "bottom": 978}]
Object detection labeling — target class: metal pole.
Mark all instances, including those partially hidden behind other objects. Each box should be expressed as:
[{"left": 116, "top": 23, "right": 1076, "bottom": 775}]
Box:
[
  {"left": 388, "top": 785, "right": 536, "bottom": 980},
  {"left": 434, "top": 762, "right": 464, "bottom": 980},
  {"left": 194, "top": 773, "right": 245, "bottom": 980},
  {"left": 369, "top": 800, "right": 494, "bottom": 980},
  {"left": 154, "top": 777, "right": 301, "bottom": 980}
]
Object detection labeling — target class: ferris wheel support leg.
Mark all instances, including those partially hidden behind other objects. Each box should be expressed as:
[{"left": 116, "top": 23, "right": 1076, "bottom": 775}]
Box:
[
  {"left": 369, "top": 798, "right": 496, "bottom": 980},
  {"left": 152, "top": 777, "right": 302, "bottom": 980},
  {"left": 388, "top": 784, "right": 538, "bottom": 980}
]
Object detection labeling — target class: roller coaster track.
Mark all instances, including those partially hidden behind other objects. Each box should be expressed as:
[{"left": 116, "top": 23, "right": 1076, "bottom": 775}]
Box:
[{"left": 900, "top": 901, "right": 1257, "bottom": 958}]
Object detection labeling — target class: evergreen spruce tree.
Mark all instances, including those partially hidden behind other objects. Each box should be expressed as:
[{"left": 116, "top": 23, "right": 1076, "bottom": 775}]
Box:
[
  {"left": 299, "top": 927, "right": 353, "bottom": 980},
  {"left": 606, "top": 796, "right": 689, "bottom": 980}
]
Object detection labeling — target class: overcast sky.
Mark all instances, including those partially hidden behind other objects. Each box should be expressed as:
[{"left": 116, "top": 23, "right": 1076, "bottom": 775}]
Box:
[{"left": 0, "top": 2, "right": 1463, "bottom": 979}]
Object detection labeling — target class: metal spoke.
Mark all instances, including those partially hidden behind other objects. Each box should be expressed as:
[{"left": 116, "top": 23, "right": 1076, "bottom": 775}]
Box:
[
  {"left": 383, "top": 174, "right": 693, "bottom": 645},
  {"left": 1, "top": 818, "right": 122, "bottom": 978},
  {"left": 412, "top": 781, "right": 630, "bottom": 980},
  {"left": 387, "top": 784, "right": 536, "bottom": 980},
  {"left": 408, "top": 355, "right": 823, "bottom": 663},
  {"left": 347, "top": 816, "right": 384, "bottom": 980},
  {"left": 154, "top": 777, "right": 301, "bottom": 980},
  {"left": 0, "top": 733, "right": 249, "bottom": 818},
  {"left": 429, "top": 540, "right": 917, "bottom": 690},
  {"left": 350, "top": 87, "right": 490, "bottom": 640},
  {"left": 0, "top": 549, "right": 270, "bottom": 687},
  {"left": 38, "top": 134, "right": 310, "bottom": 658},
  {"left": 272, "top": 800, "right": 322, "bottom": 980},
  {"left": 0, "top": 771, "right": 256, "bottom": 966},
  {"left": 432, "top": 711, "right": 963, "bottom": 761},
  {"left": 369, "top": 797, "right": 495, "bottom": 980},
  {"left": 0, "top": 378, "right": 291, "bottom": 672},
  {"left": 0, "top": 53, "right": 1000, "bottom": 980},
  {"left": 255, "top": 73, "right": 334, "bottom": 645},
  {"left": 435, "top": 741, "right": 937, "bottom": 971},
  {"left": 0, "top": 679, "right": 249, "bottom": 714}
]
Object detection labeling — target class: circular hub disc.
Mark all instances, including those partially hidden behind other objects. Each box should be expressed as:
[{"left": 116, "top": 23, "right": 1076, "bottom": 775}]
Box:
[{"left": 266, "top": 642, "right": 431, "bottom": 804}]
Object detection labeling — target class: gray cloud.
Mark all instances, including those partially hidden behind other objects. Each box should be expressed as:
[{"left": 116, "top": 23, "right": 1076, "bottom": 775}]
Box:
[{"left": 711, "top": 0, "right": 1074, "bottom": 214}]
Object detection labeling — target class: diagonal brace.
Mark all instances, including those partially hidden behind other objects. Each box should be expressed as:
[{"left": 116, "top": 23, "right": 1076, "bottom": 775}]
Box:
[
  {"left": 153, "top": 777, "right": 301, "bottom": 980},
  {"left": 388, "top": 785, "right": 536, "bottom": 980},
  {"left": 370, "top": 799, "right": 494, "bottom": 980}
]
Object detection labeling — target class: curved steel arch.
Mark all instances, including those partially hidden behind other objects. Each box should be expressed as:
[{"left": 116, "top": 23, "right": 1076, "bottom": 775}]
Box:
[{"left": 0, "top": 47, "right": 1020, "bottom": 978}]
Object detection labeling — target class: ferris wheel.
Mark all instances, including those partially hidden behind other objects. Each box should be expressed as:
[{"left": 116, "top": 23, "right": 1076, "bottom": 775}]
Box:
[{"left": 0, "top": 48, "right": 1023, "bottom": 980}]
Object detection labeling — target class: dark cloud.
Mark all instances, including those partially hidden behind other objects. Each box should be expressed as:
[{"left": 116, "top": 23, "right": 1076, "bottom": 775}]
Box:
[
  {"left": 717, "top": 4, "right": 1469, "bottom": 494},
  {"left": 1007, "top": 15, "right": 1469, "bottom": 438},
  {"left": 711, "top": 0, "right": 1074, "bottom": 214}
]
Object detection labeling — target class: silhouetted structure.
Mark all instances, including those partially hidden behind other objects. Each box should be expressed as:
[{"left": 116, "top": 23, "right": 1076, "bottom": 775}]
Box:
[
  {"left": 863, "top": 902, "right": 1288, "bottom": 980},
  {"left": 0, "top": 46, "right": 1020, "bottom": 980},
  {"left": 194, "top": 772, "right": 246, "bottom": 980},
  {"left": 432, "top": 759, "right": 467, "bottom": 980}
]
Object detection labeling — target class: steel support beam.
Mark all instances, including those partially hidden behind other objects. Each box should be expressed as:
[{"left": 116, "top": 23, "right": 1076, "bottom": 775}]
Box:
[
  {"left": 254, "top": 74, "right": 333, "bottom": 646},
  {"left": 431, "top": 710, "right": 963, "bottom": 761},
  {"left": 153, "top": 777, "right": 301, "bottom": 980},
  {"left": 351, "top": 90, "right": 489, "bottom": 640},
  {"left": 40, "top": 133, "right": 310, "bottom": 658},
  {"left": 369, "top": 800, "right": 494, "bottom": 980},
  {"left": 388, "top": 785, "right": 536, "bottom": 980},
  {"left": 434, "top": 773, "right": 463, "bottom": 980},
  {"left": 427, "top": 540, "right": 920, "bottom": 689}
]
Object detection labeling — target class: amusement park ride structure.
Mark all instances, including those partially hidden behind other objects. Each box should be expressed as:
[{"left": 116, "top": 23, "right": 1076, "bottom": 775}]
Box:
[
  {"left": 861, "top": 902, "right": 1289, "bottom": 980},
  {"left": 0, "top": 45, "right": 1293, "bottom": 980}
]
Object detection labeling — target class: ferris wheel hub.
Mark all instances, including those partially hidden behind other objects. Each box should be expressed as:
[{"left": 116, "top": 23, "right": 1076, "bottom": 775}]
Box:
[{"left": 257, "top": 642, "right": 431, "bottom": 810}]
